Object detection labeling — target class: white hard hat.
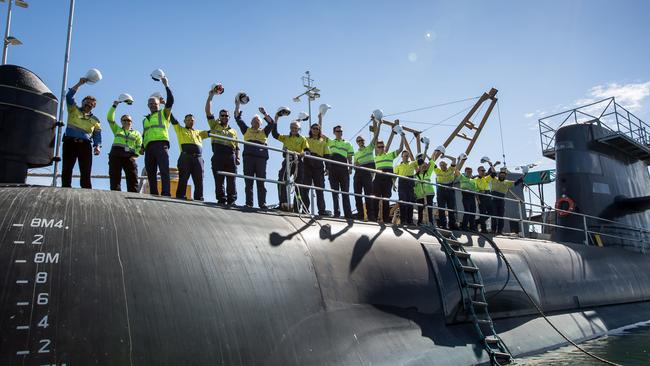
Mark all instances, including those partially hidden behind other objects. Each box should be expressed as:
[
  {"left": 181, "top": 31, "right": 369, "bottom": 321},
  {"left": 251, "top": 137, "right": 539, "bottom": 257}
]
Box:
[
  {"left": 372, "top": 109, "right": 384, "bottom": 121},
  {"left": 211, "top": 83, "right": 224, "bottom": 94},
  {"left": 235, "top": 92, "right": 250, "bottom": 104},
  {"left": 521, "top": 165, "right": 530, "bottom": 174},
  {"left": 392, "top": 125, "right": 404, "bottom": 135},
  {"left": 84, "top": 68, "right": 102, "bottom": 84},
  {"left": 277, "top": 106, "right": 291, "bottom": 116},
  {"left": 297, "top": 112, "right": 309, "bottom": 121},
  {"left": 318, "top": 103, "right": 331, "bottom": 116},
  {"left": 150, "top": 68, "right": 165, "bottom": 81},
  {"left": 420, "top": 136, "right": 430, "bottom": 145},
  {"left": 118, "top": 93, "right": 134, "bottom": 105},
  {"left": 434, "top": 145, "right": 446, "bottom": 154},
  {"left": 458, "top": 153, "right": 467, "bottom": 160},
  {"left": 480, "top": 156, "right": 491, "bottom": 163}
]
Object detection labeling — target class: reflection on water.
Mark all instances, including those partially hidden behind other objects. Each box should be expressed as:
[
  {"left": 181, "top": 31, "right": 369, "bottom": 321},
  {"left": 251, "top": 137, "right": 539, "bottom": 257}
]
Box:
[{"left": 515, "top": 324, "right": 650, "bottom": 365}]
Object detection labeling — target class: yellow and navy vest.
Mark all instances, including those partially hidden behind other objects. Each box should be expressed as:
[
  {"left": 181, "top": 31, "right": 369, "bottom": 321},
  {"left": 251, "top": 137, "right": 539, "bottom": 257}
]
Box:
[
  {"left": 475, "top": 175, "right": 493, "bottom": 191},
  {"left": 433, "top": 164, "right": 456, "bottom": 184},
  {"left": 491, "top": 178, "right": 514, "bottom": 194},
  {"left": 66, "top": 104, "right": 101, "bottom": 141},
  {"left": 173, "top": 124, "right": 209, "bottom": 146},
  {"left": 306, "top": 137, "right": 330, "bottom": 157}
]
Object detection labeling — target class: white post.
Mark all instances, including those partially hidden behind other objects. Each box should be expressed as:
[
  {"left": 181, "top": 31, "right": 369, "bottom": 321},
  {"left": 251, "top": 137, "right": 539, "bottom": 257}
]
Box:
[
  {"left": 1, "top": 0, "right": 13, "bottom": 65},
  {"left": 51, "top": 0, "right": 75, "bottom": 187},
  {"left": 583, "top": 215, "right": 589, "bottom": 245},
  {"left": 517, "top": 200, "right": 525, "bottom": 238}
]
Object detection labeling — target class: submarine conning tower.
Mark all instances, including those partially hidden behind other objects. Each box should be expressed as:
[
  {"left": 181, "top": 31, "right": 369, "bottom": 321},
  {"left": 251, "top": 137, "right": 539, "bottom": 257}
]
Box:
[
  {"left": 0, "top": 65, "right": 58, "bottom": 183},
  {"left": 539, "top": 98, "right": 650, "bottom": 249}
]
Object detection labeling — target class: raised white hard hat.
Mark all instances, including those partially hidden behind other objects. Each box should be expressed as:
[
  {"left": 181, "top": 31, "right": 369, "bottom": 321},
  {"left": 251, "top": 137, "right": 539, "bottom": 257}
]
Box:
[
  {"left": 434, "top": 145, "right": 446, "bottom": 154},
  {"left": 84, "top": 68, "right": 102, "bottom": 84},
  {"left": 211, "top": 83, "right": 224, "bottom": 94},
  {"left": 150, "top": 68, "right": 165, "bottom": 81},
  {"left": 392, "top": 125, "right": 404, "bottom": 135},
  {"left": 318, "top": 103, "right": 331, "bottom": 116},
  {"left": 118, "top": 93, "right": 134, "bottom": 105},
  {"left": 458, "top": 153, "right": 468, "bottom": 160},
  {"left": 235, "top": 92, "right": 250, "bottom": 104},
  {"left": 480, "top": 156, "right": 491, "bottom": 163},
  {"left": 372, "top": 109, "right": 384, "bottom": 121},
  {"left": 420, "top": 136, "right": 430, "bottom": 145},
  {"left": 297, "top": 112, "right": 309, "bottom": 121},
  {"left": 521, "top": 165, "right": 530, "bottom": 174},
  {"left": 277, "top": 106, "right": 291, "bottom": 116}
]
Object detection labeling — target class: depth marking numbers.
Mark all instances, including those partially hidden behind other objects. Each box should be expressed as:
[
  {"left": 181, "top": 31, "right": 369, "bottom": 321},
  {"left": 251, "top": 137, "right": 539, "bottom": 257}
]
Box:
[{"left": 9, "top": 218, "right": 66, "bottom": 364}]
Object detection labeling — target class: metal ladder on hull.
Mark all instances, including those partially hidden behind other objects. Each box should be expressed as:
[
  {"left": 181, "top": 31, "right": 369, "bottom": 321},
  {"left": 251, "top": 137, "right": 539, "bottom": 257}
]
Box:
[{"left": 425, "top": 226, "right": 513, "bottom": 365}]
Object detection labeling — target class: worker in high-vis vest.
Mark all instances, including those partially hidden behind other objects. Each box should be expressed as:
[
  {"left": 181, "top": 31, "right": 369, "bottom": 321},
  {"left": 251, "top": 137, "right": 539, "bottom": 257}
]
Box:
[
  {"left": 271, "top": 116, "right": 310, "bottom": 211},
  {"left": 431, "top": 157, "right": 460, "bottom": 229},
  {"left": 107, "top": 100, "right": 142, "bottom": 192},
  {"left": 62, "top": 77, "right": 102, "bottom": 189},
  {"left": 171, "top": 114, "right": 210, "bottom": 200},
  {"left": 303, "top": 121, "right": 330, "bottom": 216},
  {"left": 326, "top": 125, "right": 355, "bottom": 219},
  {"left": 394, "top": 150, "right": 417, "bottom": 225},
  {"left": 234, "top": 103, "right": 274, "bottom": 208},
  {"left": 458, "top": 165, "right": 479, "bottom": 231},
  {"left": 353, "top": 118, "right": 379, "bottom": 220},
  {"left": 475, "top": 164, "right": 495, "bottom": 233},
  {"left": 490, "top": 167, "right": 524, "bottom": 235},
  {"left": 143, "top": 75, "right": 174, "bottom": 196},
  {"left": 414, "top": 153, "right": 436, "bottom": 226},
  {"left": 372, "top": 125, "right": 406, "bottom": 223},
  {"left": 206, "top": 87, "right": 240, "bottom": 205}
]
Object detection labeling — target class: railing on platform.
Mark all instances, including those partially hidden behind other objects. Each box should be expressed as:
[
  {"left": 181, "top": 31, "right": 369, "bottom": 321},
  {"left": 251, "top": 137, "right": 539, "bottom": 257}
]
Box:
[{"left": 538, "top": 97, "right": 650, "bottom": 157}]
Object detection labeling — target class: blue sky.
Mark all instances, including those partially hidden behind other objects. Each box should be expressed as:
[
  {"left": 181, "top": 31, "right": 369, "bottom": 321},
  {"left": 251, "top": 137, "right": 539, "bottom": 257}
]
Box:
[{"left": 12, "top": 0, "right": 650, "bottom": 205}]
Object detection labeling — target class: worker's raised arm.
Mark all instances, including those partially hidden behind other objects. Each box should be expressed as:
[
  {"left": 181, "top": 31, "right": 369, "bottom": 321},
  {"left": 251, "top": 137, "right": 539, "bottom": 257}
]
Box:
[
  {"left": 66, "top": 78, "right": 86, "bottom": 106},
  {"left": 161, "top": 76, "right": 173, "bottom": 119},
  {"left": 205, "top": 89, "right": 215, "bottom": 119},
  {"left": 234, "top": 98, "right": 241, "bottom": 122},
  {"left": 393, "top": 133, "right": 405, "bottom": 156},
  {"left": 107, "top": 101, "right": 119, "bottom": 134},
  {"left": 371, "top": 114, "right": 381, "bottom": 146},
  {"left": 271, "top": 118, "right": 281, "bottom": 140}
]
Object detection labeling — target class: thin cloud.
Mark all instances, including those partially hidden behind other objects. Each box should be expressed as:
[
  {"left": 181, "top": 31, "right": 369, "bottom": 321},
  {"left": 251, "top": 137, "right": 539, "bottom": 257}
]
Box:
[
  {"left": 524, "top": 112, "right": 535, "bottom": 118},
  {"left": 578, "top": 81, "right": 650, "bottom": 112}
]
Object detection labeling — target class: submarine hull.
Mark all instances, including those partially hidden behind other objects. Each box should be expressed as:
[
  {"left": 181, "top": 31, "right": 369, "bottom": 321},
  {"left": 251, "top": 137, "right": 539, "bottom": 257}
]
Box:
[{"left": 2, "top": 186, "right": 650, "bottom": 365}]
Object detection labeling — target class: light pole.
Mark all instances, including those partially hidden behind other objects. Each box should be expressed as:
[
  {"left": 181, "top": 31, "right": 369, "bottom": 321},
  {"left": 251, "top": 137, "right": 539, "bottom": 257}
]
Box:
[
  {"left": 1, "top": 0, "right": 28, "bottom": 65},
  {"left": 292, "top": 71, "right": 321, "bottom": 215},
  {"left": 51, "top": 0, "right": 75, "bottom": 187},
  {"left": 292, "top": 71, "right": 321, "bottom": 125}
]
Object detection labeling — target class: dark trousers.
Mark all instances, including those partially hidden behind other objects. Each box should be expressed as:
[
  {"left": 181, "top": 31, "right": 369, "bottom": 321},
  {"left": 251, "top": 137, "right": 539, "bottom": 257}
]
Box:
[
  {"left": 302, "top": 159, "right": 326, "bottom": 214},
  {"left": 145, "top": 141, "right": 170, "bottom": 196},
  {"left": 108, "top": 154, "right": 138, "bottom": 192},
  {"left": 177, "top": 152, "right": 204, "bottom": 200},
  {"left": 354, "top": 164, "right": 375, "bottom": 220},
  {"left": 436, "top": 184, "right": 457, "bottom": 227},
  {"left": 417, "top": 195, "right": 435, "bottom": 225},
  {"left": 461, "top": 192, "right": 477, "bottom": 230},
  {"left": 491, "top": 192, "right": 506, "bottom": 233},
  {"left": 212, "top": 153, "right": 237, "bottom": 204},
  {"left": 243, "top": 155, "right": 267, "bottom": 207},
  {"left": 372, "top": 173, "right": 393, "bottom": 223},
  {"left": 329, "top": 165, "right": 352, "bottom": 217},
  {"left": 477, "top": 191, "right": 492, "bottom": 231},
  {"left": 61, "top": 137, "right": 92, "bottom": 189},
  {"left": 278, "top": 157, "right": 302, "bottom": 206},
  {"left": 398, "top": 178, "right": 415, "bottom": 225}
]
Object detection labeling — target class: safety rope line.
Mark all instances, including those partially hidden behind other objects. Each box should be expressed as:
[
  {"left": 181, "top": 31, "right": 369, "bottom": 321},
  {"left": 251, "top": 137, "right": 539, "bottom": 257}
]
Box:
[
  {"left": 353, "top": 96, "right": 478, "bottom": 139},
  {"left": 408, "top": 105, "right": 476, "bottom": 145},
  {"left": 480, "top": 233, "right": 621, "bottom": 366},
  {"left": 383, "top": 96, "right": 480, "bottom": 117}
]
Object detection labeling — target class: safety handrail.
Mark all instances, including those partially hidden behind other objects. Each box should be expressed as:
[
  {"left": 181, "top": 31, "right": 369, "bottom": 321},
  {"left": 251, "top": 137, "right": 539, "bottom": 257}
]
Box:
[
  {"left": 216, "top": 170, "right": 650, "bottom": 249},
  {"left": 210, "top": 133, "right": 650, "bottom": 236}
]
